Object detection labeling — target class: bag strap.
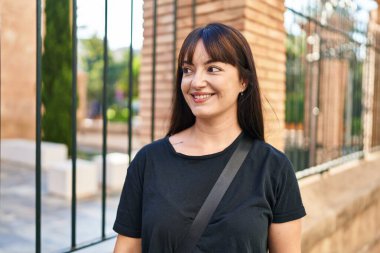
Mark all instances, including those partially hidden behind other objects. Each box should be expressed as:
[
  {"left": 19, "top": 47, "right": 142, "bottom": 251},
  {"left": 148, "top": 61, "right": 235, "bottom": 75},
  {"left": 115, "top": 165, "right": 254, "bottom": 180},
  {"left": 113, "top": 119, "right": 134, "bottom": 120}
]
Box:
[{"left": 176, "top": 134, "right": 252, "bottom": 253}]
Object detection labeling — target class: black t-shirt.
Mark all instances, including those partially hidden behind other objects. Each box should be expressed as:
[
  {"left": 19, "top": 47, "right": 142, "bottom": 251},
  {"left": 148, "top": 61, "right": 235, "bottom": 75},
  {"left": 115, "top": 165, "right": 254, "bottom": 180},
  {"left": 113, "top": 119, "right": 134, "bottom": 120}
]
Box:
[{"left": 113, "top": 133, "right": 306, "bottom": 253}]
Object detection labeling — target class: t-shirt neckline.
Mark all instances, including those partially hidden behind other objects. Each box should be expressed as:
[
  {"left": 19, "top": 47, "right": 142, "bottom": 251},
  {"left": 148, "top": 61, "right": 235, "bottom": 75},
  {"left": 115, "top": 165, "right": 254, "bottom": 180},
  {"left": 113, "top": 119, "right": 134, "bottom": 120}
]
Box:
[{"left": 165, "top": 131, "right": 244, "bottom": 160}]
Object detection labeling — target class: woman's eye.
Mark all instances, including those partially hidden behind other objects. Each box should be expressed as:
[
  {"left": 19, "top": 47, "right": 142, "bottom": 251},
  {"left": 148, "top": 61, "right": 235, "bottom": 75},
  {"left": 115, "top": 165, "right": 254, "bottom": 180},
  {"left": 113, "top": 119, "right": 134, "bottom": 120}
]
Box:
[
  {"left": 182, "top": 67, "right": 192, "bottom": 74},
  {"left": 208, "top": 66, "right": 221, "bottom": 73}
]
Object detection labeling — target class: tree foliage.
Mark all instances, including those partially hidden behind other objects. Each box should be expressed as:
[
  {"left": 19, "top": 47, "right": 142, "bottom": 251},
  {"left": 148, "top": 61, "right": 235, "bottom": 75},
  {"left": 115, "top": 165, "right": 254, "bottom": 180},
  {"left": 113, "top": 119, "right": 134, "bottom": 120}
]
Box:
[
  {"left": 80, "top": 35, "right": 140, "bottom": 121},
  {"left": 42, "top": 0, "right": 73, "bottom": 155},
  {"left": 80, "top": 36, "right": 121, "bottom": 105},
  {"left": 285, "top": 34, "right": 306, "bottom": 124}
]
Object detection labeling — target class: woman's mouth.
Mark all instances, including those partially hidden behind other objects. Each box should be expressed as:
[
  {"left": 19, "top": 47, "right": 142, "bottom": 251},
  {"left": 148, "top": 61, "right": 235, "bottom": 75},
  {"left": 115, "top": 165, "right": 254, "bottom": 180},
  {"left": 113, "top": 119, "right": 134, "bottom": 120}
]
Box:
[{"left": 191, "top": 93, "right": 214, "bottom": 103}]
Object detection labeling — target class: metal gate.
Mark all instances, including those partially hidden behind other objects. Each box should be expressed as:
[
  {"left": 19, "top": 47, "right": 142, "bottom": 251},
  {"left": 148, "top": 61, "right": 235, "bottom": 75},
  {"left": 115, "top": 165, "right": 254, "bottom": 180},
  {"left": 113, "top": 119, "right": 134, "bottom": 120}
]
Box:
[{"left": 284, "top": 0, "right": 380, "bottom": 175}]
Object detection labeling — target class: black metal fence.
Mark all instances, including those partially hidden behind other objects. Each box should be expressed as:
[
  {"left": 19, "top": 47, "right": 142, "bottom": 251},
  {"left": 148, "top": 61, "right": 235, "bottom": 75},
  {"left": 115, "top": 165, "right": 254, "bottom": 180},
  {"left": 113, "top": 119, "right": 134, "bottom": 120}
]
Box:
[
  {"left": 34, "top": 0, "right": 190, "bottom": 252},
  {"left": 284, "top": 0, "right": 380, "bottom": 177},
  {"left": 29, "top": 0, "right": 380, "bottom": 252},
  {"left": 35, "top": 0, "right": 136, "bottom": 251}
]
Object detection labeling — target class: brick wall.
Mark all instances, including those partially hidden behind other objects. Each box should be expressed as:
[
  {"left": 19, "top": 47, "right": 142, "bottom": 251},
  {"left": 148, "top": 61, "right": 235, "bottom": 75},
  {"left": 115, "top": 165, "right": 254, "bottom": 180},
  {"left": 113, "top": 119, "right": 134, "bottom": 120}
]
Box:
[
  {"left": 1, "top": 0, "right": 36, "bottom": 139},
  {"left": 244, "top": 0, "right": 287, "bottom": 150},
  {"left": 317, "top": 59, "right": 349, "bottom": 161},
  {"left": 0, "top": 1, "right": 87, "bottom": 140},
  {"left": 140, "top": 0, "right": 287, "bottom": 150},
  {"left": 370, "top": 7, "right": 380, "bottom": 149},
  {"left": 373, "top": 35, "right": 380, "bottom": 148},
  {"left": 363, "top": 7, "right": 380, "bottom": 151},
  {"left": 139, "top": 0, "right": 176, "bottom": 143}
]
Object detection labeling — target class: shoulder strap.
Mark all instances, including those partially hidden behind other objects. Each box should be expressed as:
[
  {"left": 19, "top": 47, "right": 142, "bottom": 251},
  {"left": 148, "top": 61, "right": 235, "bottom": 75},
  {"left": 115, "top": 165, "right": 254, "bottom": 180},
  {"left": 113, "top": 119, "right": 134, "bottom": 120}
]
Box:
[{"left": 176, "top": 134, "right": 252, "bottom": 253}]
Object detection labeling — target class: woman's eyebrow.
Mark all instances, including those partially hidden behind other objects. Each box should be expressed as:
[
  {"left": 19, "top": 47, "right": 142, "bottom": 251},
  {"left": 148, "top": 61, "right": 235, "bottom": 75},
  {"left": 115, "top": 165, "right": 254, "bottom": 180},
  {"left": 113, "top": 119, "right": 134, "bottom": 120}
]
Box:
[
  {"left": 182, "top": 59, "right": 219, "bottom": 65},
  {"left": 205, "top": 59, "right": 218, "bottom": 64},
  {"left": 182, "top": 60, "right": 193, "bottom": 65}
]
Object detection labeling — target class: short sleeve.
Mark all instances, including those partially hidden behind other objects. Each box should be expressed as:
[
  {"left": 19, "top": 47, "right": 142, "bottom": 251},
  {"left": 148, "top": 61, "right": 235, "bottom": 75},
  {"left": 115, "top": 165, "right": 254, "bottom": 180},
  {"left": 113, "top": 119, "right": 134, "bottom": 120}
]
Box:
[
  {"left": 113, "top": 149, "right": 146, "bottom": 237},
  {"left": 272, "top": 157, "right": 306, "bottom": 223}
]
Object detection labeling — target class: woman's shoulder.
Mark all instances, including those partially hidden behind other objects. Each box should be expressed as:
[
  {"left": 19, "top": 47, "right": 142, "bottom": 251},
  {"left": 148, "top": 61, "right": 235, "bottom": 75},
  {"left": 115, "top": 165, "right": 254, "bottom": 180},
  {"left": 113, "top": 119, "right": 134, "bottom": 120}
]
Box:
[
  {"left": 250, "top": 138, "right": 288, "bottom": 159},
  {"left": 249, "top": 138, "right": 293, "bottom": 172},
  {"left": 133, "top": 136, "right": 170, "bottom": 159}
]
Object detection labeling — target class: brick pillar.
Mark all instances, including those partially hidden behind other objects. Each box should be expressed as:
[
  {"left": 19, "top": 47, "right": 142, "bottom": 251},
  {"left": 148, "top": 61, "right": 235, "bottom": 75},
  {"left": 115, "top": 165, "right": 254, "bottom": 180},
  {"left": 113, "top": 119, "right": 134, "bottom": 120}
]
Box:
[
  {"left": 367, "top": 5, "right": 380, "bottom": 150},
  {"left": 1, "top": 0, "right": 36, "bottom": 139},
  {"left": 373, "top": 29, "right": 380, "bottom": 149},
  {"left": 369, "top": 5, "right": 380, "bottom": 148},
  {"left": 317, "top": 58, "right": 348, "bottom": 161},
  {"left": 140, "top": 0, "right": 287, "bottom": 150},
  {"left": 243, "top": 0, "right": 287, "bottom": 150},
  {"left": 139, "top": 0, "right": 177, "bottom": 144}
]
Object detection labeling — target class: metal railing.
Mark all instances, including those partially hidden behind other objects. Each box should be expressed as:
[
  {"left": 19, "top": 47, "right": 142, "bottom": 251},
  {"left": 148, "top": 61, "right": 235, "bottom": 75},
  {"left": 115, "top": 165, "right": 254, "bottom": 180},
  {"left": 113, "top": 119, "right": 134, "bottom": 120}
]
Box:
[{"left": 284, "top": 0, "right": 380, "bottom": 176}]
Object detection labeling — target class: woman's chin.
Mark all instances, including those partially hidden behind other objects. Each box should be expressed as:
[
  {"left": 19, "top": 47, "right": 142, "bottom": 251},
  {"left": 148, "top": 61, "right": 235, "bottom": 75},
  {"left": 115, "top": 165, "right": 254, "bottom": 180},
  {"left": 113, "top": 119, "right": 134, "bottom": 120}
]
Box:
[
  {"left": 190, "top": 109, "right": 218, "bottom": 119},
  {"left": 191, "top": 110, "right": 211, "bottom": 119}
]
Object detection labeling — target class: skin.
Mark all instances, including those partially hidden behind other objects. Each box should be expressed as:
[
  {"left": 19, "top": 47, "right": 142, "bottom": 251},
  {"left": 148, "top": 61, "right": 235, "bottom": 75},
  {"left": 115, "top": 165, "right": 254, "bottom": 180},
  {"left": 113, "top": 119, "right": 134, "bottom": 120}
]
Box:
[
  {"left": 114, "top": 235, "right": 141, "bottom": 253},
  {"left": 114, "top": 40, "right": 303, "bottom": 252},
  {"left": 268, "top": 220, "right": 303, "bottom": 253}
]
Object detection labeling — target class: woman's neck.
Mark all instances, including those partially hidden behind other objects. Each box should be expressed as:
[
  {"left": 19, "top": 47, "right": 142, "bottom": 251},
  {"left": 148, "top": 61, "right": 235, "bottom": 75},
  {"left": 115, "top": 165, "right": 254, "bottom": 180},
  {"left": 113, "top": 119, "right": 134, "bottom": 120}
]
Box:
[
  {"left": 193, "top": 119, "right": 241, "bottom": 140},
  {"left": 169, "top": 112, "right": 242, "bottom": 156},
  {"left": 187, "top": 114, "right": 242, "bottom": 150}
]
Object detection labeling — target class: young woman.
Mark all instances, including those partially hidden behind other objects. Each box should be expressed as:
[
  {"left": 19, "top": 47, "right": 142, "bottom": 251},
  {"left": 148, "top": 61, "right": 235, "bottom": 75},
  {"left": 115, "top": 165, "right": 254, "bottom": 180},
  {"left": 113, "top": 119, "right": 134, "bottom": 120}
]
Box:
[{"left": 113, "top": 23, "right": 306, "bottom": 253}]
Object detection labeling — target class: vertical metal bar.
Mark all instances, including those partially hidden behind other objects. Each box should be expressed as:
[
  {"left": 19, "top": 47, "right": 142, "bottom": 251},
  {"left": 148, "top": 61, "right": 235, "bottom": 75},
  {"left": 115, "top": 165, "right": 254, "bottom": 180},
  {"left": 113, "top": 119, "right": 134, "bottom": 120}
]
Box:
[
  {"left": 293, "top": 14, "right": 299, "bottom": 170},
  {"left": 36, "top": 0, "right": 42, "bottom": 252},
  {"left": 364, "top": 44, "right": 371, "bottom": 152},
  {"left": 376, "top": 49, "right": 378, "bottom": 149},
  {"left": 151, "top": 0, "right": 157, "bottom": 141},
  {"left": 344, "top": 40, "right": 351, "bottom": 155},
  {"left": 101, "top": 0, "right": 109, "bottom": 239},
  {"left": 71, "top": 0, "right": 78, "bottom": 248},
  {"left": 351, "top": 45, "right": 357, "bottom": 152},
  {"left": 299, "top": 18, "right": 306, "bottom": 169},
  {"left": 192, "top": 0, "right": 196, "bottom": 29},
  {"left": 128, "top": 0, "right": 134, "bottom": 163},
  {"left": 345, "top": 47, "right": 353, "bottom": 154},
  {"left": 305, "top": 11, "right": 312, "bottom": 168},
  {"left": 286, "top": 16, "right": 295, "bottom": 166},
  {"left": 376, "top": 48, "right": 380, "bottom": 149},
  {"left": 315, "top": 3, "right": 322, "bottom": 163},
  {"left": 362, "top": 45, "right": 368, "bottom": 152},
  {"left": 337, "top": 33, "right": 343, "bottom": 158},
  {"left": 309, "top": 27, "right": 320, "bottom": 166},
  {"left": 173, "top": 0, "right": 177, "bottom": 87}
]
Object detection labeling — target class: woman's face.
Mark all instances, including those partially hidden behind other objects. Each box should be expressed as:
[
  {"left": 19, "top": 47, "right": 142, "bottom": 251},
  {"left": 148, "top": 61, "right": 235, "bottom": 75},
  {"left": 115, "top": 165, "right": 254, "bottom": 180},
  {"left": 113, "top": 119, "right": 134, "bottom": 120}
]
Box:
[{"left": 181, "top": 40, "right": 245, "bottom": 120}]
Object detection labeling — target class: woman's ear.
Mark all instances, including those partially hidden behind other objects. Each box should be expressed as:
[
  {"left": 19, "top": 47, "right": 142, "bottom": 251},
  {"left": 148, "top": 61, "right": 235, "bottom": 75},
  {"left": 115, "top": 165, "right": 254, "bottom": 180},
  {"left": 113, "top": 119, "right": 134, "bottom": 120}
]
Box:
[{"left": 241, "top": 80, "right": 248, "bottom": 92}]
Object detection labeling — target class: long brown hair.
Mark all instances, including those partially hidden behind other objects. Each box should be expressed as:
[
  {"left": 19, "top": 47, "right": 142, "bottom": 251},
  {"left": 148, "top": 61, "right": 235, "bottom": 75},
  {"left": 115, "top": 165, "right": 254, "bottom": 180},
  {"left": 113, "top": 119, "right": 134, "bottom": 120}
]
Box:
[{"left": 167, "top": 23, "right": 265, "bottom": 141}]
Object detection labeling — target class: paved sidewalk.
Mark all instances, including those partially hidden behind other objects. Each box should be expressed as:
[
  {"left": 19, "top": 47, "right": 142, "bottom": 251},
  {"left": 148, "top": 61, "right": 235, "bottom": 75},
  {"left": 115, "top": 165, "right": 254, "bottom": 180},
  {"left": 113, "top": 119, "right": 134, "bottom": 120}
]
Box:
[{"left": 0, "top": 161, "right": 120, "bottom": 253}]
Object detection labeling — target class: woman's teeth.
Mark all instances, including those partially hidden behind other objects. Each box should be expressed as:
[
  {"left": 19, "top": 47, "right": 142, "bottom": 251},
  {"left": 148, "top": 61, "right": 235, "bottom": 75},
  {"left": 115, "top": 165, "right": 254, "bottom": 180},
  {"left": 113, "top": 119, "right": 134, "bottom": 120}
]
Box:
[{"left": 194, "top": 94, "right": 211, "bottom": 99}]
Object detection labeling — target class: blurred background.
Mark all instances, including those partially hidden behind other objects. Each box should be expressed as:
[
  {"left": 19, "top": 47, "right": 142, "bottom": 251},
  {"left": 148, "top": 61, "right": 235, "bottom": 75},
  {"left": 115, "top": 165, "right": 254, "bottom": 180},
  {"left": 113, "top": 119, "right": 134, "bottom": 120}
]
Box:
[{"left": 1, "top": 0, "right": 380, "bottom": 252}]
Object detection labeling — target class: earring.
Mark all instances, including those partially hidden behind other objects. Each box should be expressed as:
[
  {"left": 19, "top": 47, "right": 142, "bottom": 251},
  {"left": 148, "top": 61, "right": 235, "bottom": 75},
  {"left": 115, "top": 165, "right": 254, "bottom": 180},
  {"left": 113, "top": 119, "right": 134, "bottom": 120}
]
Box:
[{"left": 240, "top": 91, "right": 244, "bottom": 96}]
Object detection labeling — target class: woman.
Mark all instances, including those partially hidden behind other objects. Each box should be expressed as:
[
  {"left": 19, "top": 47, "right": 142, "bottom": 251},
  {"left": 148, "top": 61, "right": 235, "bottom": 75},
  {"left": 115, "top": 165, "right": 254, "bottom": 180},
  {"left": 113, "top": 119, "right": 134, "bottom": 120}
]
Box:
[{"left": 114, "top": 23, "right": 306, "bottom": 253}]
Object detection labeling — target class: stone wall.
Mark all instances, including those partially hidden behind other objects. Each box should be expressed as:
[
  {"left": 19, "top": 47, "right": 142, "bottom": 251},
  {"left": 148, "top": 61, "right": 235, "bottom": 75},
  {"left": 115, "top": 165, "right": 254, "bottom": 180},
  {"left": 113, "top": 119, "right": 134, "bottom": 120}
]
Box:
[{"left": 300, "top": 152, "right": 380, "bottom": 253}]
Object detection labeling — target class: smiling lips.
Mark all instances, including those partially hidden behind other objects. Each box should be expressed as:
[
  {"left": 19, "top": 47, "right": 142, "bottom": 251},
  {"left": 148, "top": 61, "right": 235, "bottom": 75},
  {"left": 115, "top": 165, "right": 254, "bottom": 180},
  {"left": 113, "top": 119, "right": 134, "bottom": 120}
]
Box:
[{"left": 191, "top": 92, "right": 214, "bottom": 103}]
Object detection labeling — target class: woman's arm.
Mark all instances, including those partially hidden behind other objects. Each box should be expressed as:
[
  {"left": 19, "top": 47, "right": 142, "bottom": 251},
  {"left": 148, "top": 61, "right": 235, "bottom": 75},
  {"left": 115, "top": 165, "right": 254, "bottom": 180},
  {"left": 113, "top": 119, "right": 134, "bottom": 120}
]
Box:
[
  {"left": 113, "top": 234, "right": 142, "bottom": 253},
  {"left": 268, "top": 219, "right": 302, "bottom": 253}
]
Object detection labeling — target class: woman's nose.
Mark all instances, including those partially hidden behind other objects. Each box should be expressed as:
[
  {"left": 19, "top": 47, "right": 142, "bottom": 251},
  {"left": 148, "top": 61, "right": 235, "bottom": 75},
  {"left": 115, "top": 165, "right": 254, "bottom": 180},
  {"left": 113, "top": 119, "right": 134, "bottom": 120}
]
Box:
[{"left": 191, "top": 70, "right": 206, "bottom": 89}]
